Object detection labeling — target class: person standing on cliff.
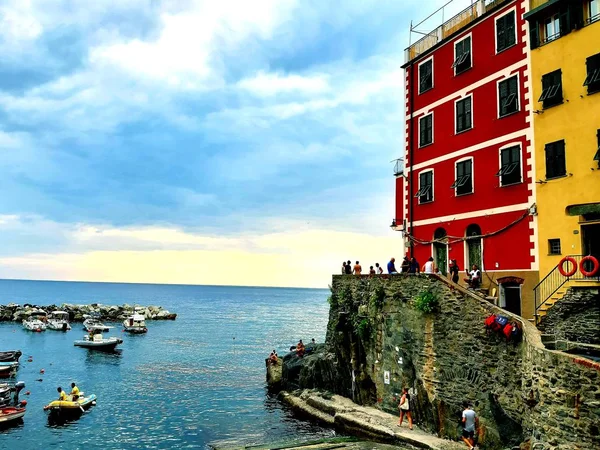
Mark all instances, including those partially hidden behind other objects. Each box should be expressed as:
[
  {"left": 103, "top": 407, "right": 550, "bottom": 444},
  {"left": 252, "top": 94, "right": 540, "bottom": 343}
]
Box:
[
  {"left": 387, "top": 258, "right": 398, "bottom": 274},
  {"left": 375, "top": 263, "right": 383, "bottom": 274},
  {"left": 397, "top": 388, "right": 413, "bottom": 430},
  {"left": 345, "top": 260, "right": 352, "bottom": 275},
  {"left": 461, "top": 402, "right": 479, "bottom": 449},
  {"left": 342, "top": 261, "right": 347, "bottom": 274},
  {"left": 353, "top": 261, "right": 362, "bottom": 275}
]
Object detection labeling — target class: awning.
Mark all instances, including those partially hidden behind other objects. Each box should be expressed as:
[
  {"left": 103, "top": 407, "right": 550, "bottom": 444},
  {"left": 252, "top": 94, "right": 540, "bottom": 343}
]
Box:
[
  {"left": 566, "top": 203, "right": 600, "bottom": 216},
  {"left": 524, "top": 0, "right": 561, "bottom": 20}
]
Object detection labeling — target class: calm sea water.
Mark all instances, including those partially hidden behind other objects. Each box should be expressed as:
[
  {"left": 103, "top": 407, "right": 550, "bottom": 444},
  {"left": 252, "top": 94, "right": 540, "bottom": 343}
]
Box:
[{"left": 0, "top": 279, "right": 337, "bottom": 449}]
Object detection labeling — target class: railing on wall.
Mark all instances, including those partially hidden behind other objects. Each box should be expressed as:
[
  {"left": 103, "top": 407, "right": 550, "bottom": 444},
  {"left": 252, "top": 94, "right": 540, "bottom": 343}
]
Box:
[
  {"left": 404, "top": 0, "right": 510, "bottom": 64},
  {"left": 533, "top": 255, "right": 600, "bottom": 324},
  {"left": 392, "top": 158, "right": 404, "bottom": 177}
]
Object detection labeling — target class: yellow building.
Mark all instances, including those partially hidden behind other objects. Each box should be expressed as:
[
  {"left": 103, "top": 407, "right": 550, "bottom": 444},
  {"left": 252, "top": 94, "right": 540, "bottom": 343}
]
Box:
[{"left": 525, "top": 0, "right": 600, "bottom": 316}]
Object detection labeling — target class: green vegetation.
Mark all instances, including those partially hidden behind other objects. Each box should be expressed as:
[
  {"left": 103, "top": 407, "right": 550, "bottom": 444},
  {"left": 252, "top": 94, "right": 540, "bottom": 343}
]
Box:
[{"left": 414, "top": 290, "right": 438, "bottom": 313}]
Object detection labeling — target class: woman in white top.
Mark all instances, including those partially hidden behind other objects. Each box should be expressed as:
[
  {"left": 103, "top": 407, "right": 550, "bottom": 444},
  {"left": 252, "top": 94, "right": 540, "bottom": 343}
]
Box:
[{"left": 423, "top": 257, "right": 436, "bottom": 274}]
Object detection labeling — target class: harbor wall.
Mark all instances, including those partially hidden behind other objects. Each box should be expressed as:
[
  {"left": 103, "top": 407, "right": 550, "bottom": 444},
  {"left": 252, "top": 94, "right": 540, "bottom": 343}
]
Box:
[{"left": 282, "top": 275, "right": 600, "bottom": 449}]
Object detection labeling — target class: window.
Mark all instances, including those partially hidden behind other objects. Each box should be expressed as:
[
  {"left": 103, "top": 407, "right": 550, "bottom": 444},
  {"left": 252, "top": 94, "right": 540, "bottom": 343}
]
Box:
[
  {"left": 452, "top": 36, "right": 472, "bottom": 74},
  {"left": 452, "top": 159, "right": 473, "bottom": 196},
  {"left": 455, "top": 97, "right": 472, "bottom": 133},
  {"left": 419, "top": 113, "right": 433, "bottom": 147},
  {"left": 548, "top": 239, "right": 561, "bottom": 255},
  {"left": 419, "top": 59, "right": 433, "bottom": 94},
  {"left": 416, "top": 170, "right": 433, "bottom": 204},
  {"left": 498, "top": 76, "right": 519, "bottom": 117},
  {"left": 584, "top": 53, "right": 600, "bottom": 95},
  {"left": 496, "top": 10, "right": 516, "bottom": 52},
  {"left": 594, "top": 129, "right": 600, "bottom": 163},
  {"left": 543, "top": 14, "right": 560, "bottom": 43},
  {"left": 545, "top": 140, "right": 566, "bottom": 179},
  {"left": 496, "top": 146, "right": 521, "bottom": 186},
  {"left": 539, "top": 70, "right": 563, "bottom": 108},
  {"left": 586, "top": 0, "right": 599, "bottom": 25}
]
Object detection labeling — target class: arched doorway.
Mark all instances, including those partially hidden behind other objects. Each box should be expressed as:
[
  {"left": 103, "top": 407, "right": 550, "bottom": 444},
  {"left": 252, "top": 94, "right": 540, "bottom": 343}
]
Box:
[
  {"left": 466, "top": 224, "right": 482, "bottom": 270},
  {"left": 433, "top": 228, "right": 448, "bottom": 275}
]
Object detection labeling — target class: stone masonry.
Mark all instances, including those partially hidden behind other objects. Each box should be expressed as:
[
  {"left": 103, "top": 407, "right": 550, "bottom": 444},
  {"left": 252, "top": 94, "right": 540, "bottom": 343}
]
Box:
[
  {"left": 538, "top": 286, "right": 600, "bottom": 345},
  {"left": 283, "top": 274, "right": 600, "bottom": 450}
]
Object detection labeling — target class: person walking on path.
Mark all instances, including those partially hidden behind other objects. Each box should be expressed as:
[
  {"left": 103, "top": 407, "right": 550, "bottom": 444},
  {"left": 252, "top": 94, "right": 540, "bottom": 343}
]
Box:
[
  {"left": 353, "top": 261, "right": 362, "bottom": 275},
  {"left": 449, "top": 259, "right": 460, "bottom": 283},
  {"left": 423, "top": 257, "right": 436, "bottom": 274},
  {"left": 397, "top": 388, "right": 413, "bottom": 430},
  {"left": 461, "top": 402, "right": 479, "bottom": 449},
  {"left": 344, "top": 260, "right": 352, "bottom": 275},
  {"left": 387, "top": 258, "right": 398, "bottom": 274},
  {"left": 375, "top": 263, "right": 383, "bottom": 274}
]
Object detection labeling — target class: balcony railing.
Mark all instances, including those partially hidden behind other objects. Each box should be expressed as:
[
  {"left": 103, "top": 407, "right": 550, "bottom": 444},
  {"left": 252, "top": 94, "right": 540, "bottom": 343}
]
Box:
[
  {"left": 405, "top": 0, "right": 508, "bottom": 64},
  {"left": 392, "top": 159, "right": 404, "bottom": 177}
]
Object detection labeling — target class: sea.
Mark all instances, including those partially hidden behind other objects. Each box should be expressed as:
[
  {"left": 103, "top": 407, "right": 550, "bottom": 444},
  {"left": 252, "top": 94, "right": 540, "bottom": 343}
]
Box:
[{"left": 0, "top": 279, "right": 338, "bottom": 449}]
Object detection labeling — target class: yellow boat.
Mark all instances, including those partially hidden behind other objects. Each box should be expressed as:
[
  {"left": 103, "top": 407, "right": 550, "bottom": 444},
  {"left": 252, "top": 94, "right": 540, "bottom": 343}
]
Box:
[{"left": 43, "top": 393, "right": 97, "bottom": 413}]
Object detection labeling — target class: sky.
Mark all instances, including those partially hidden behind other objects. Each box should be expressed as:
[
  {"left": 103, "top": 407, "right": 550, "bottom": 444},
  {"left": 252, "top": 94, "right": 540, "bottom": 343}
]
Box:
[{"left": 0, "top": 0, "right": 468, "bottom": 288}]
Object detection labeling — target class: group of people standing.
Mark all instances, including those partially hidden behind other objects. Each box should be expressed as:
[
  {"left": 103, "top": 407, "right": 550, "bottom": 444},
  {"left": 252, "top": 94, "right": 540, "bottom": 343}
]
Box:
[{"left": 342, "top": 257, "right": 482, "bottom": 289}]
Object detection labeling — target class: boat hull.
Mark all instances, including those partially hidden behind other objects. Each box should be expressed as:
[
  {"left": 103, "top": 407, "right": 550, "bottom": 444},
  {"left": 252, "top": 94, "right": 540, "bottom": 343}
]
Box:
[
  {"left": 74, "top": 339, "right": 122, "bottom": 351},
  {"left": 0, "top": 366, "right": 16, "bottom": 379},
  {"left": 123, "top": 327, "right": 147, "bottom": 334},
  {"left": 0, "top": 351, "right": 21, "bottom": 363},
  {"left": 0, "top": 407, "right": 25, "bottom": 424},
  {"left": 47, "top": 322, "right": 71, "bottom": 331},
  {"left": 45, "top": 394, "right": 97, "bottom": 415}
]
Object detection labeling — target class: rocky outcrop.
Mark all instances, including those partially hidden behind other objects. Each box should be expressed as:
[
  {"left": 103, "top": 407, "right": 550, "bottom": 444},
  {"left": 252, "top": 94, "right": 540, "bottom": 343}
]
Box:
[
  {"left": 278, "top": 274, "right": 600, "bottom": 450},
  {"left": 0, "top": 303, "right": 177, "bottom": 322}
]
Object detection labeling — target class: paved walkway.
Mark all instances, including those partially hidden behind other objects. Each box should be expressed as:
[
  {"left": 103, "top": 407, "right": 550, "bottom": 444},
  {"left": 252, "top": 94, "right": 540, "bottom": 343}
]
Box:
[{"left": 280, "top": 391, "right": 466, "bottom": 450}]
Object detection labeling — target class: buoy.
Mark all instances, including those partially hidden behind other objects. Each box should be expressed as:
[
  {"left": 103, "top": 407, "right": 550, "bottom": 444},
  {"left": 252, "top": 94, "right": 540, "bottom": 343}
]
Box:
[
  {"left": 20, "top": 400, "right": 27, "bottom": 406},
  {"left": 40, "top": 369, "right": 45, "bottom": 374},
  {"left": 25, "top": 391, "right": 30, "bottom": 396}
]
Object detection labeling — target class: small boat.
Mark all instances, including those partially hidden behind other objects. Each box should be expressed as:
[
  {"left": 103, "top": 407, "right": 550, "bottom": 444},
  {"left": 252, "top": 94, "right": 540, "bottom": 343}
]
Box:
[
  {"left": 0, "top": 364, "right": 18, "bottom": 379},
  {"left": 47, "top": 311, "right": 71, "bottom": 331},
  {"left": 74, "top": 333, "right": 123, "bottom": 351},
  {"left": 0, "top": 351, "right": 22, "bottom": 363},
  {"left": 0, "top": 381, "right": 26, "bottom": 425},
  {"left": 44, "top": 393, "right": 97, "bottom": 414},
  {"left": 123, "top": 313, "right": 147, "bottom": 334},
  {"left": 22, "top": 311, "right": 47, "bottom": 332},
  {"left": 83, "top": 318, "right": 113, "bottom": 332}
]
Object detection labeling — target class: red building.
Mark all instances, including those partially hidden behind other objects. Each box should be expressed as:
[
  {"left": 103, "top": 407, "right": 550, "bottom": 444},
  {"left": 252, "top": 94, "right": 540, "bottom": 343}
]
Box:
[{"left": 395, "top": 0, "right": 539, "bottom": 318}]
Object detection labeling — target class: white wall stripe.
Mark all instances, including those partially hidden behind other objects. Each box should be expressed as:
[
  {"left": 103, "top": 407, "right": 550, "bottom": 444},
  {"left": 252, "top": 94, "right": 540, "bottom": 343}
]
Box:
[
  {"left": 405, "top": 129, "right": 528, "bottom": 173},
  {"left": 412, "top": 202, "right": 531, "bottom": 227}
]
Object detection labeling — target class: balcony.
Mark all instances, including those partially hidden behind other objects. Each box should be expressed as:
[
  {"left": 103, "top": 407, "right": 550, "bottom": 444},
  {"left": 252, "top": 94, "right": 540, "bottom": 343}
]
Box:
[
  {"left": 405, "top": 0, "right": 509, "bottom": 64},
  {"left": 393, "top": 159, "right": 404, "bottom": 177}
]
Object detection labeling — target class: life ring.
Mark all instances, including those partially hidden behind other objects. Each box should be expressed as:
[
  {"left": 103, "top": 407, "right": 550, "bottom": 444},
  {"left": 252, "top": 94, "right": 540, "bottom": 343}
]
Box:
[
  {"left": 579, "top": 256, "right": 599, "bottom": 277},
  {"left": 558, "top": 256, "right": 577, "bottom": 277}
]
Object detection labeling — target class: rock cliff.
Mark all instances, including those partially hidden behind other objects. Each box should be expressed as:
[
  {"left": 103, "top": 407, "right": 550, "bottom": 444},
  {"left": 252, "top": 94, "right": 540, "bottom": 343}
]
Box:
[{"left": 278, "top": 274, "right": 600, "bottom": 450}]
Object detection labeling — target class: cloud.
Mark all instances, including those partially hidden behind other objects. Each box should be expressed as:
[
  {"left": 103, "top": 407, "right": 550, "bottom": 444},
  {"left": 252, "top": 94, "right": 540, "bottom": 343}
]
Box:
[{"left": 237, "top": 71, "right": 330, "bottom": 96}]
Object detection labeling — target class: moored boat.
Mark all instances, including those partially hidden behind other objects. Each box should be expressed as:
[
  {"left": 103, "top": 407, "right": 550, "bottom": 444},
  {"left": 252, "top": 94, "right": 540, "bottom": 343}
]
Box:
[
  {"left": 0, "top": 381, "right": 26, "bottom": 426},
  {"left": 123, "top": 313, "right": 147, "bottom": 334},
  {"left": 22, "top": 311, "right": 47, "bottom": 332},
  {"left": 74, "top": 333, "right": 123, "bottom": 351},
  {"left": 0, "top": 363, "right": 18, "bottom": 379},
  {"left": 0, "top": 351, "right": 22, "bottom": 363},
  {"left": 47, "top": 311, "right": 71, "bottom": 331},
  {"left": 82, "top": 317, "right": 113, "bottom": 332}
]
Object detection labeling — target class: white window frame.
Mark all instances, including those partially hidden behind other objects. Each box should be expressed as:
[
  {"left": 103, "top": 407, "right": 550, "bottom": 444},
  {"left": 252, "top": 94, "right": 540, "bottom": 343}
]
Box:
[
  {"left": 453, "top": 32, "right": 473, "bottom": 76},
  {"left": 463, "top": 224, "right": 484, "bottom": 272},
  {"left": 418, "top": 56, "right": 434, "bottom": 94},
  {"left": 454, "top": 94, "right": 473, "bottom": 135},
  {"left": 418, "top": 168, "right": 434, "bottom": 204},
  {"left": 496, "top": 72, "right": 520, "bottom": 119},
  {"left": 497, "top": 142, "right": 523, "bottom": 187},
  {"left": 418, "top": 112, "right": 434, "bottom": 148},
  {"left": 494, "top": 6, "right": 518, "bottom": 55},
  {"left": 454, "top": 156, "right": 474, "bottom": 197}
]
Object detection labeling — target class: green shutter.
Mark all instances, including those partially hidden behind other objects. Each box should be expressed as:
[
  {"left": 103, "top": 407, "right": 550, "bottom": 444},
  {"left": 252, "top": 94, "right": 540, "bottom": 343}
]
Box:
[
  {"left": 530, "top": 21, "right": 539, "bottom": 49},
  {"left": 506, "top": 12, "right": 516, "bottom": 47},
  {"left": 497, "top": 16, "right": 506, "bottom": 52}
]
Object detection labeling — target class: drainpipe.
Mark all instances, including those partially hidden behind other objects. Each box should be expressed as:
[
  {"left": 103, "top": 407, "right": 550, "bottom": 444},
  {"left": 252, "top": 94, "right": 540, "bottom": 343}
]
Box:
[{"left": 409, "top": 62, "right": 415, "bottom": 259}]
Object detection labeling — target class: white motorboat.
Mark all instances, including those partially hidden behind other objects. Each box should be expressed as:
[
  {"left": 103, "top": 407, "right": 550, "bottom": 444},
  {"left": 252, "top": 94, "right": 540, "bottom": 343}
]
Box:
[
  {"left": 47, "top": 311, "right": 71, "bottom": 331},
  {"left": 22, "top": 311, "right": 47, "bottom": 332},
  {"left": 74, "top": 333, "right": 123, "bottom": 351},
  {"left": 123, "top": 314, "right": 147, "bottom": 334},
  {"left": 82, "top": 318, "right": 113, "bottom": 332}
]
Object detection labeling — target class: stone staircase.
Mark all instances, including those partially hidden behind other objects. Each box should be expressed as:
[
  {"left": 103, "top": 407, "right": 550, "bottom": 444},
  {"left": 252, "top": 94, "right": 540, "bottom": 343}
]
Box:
[{"left": 533, "top": 278, "right": 600, "bottom": 323}]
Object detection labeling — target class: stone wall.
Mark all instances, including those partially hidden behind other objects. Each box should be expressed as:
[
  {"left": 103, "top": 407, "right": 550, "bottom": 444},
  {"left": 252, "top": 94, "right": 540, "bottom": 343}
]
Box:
[
  {"left": 292, "top": 274, "right": 600, "bottom": 450},
  {"left": 538, "top": 286, "right": 600, "bottom": 345}
]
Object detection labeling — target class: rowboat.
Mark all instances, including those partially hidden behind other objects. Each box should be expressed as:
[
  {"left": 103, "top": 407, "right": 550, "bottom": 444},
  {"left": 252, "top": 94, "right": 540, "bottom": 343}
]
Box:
[
  {"left": 0, "top": 381, "right": 26, "bottom": 425},
  {"left": 0, "top": 364, "right": 18, "bottom": 379},
  {"left": 0, "top": 351, "right": 22, "bottom": 363}
]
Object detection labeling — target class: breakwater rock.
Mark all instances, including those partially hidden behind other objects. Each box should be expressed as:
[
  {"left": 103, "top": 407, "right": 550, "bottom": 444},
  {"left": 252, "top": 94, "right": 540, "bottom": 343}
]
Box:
[{"left": 0, "top": 303, "right": 177, "bottom": 322}]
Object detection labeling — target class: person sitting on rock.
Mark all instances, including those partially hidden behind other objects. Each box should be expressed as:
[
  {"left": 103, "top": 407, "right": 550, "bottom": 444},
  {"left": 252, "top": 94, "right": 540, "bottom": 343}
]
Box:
[
  {"left": 296, "top": 340, "right": 305, "bottom": 357},
  {"left": 465, "top": 265, "right": 481, "bottom": 289},
  {"left": 269, "top": 350, "right": 278, "bottom": 365}
]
